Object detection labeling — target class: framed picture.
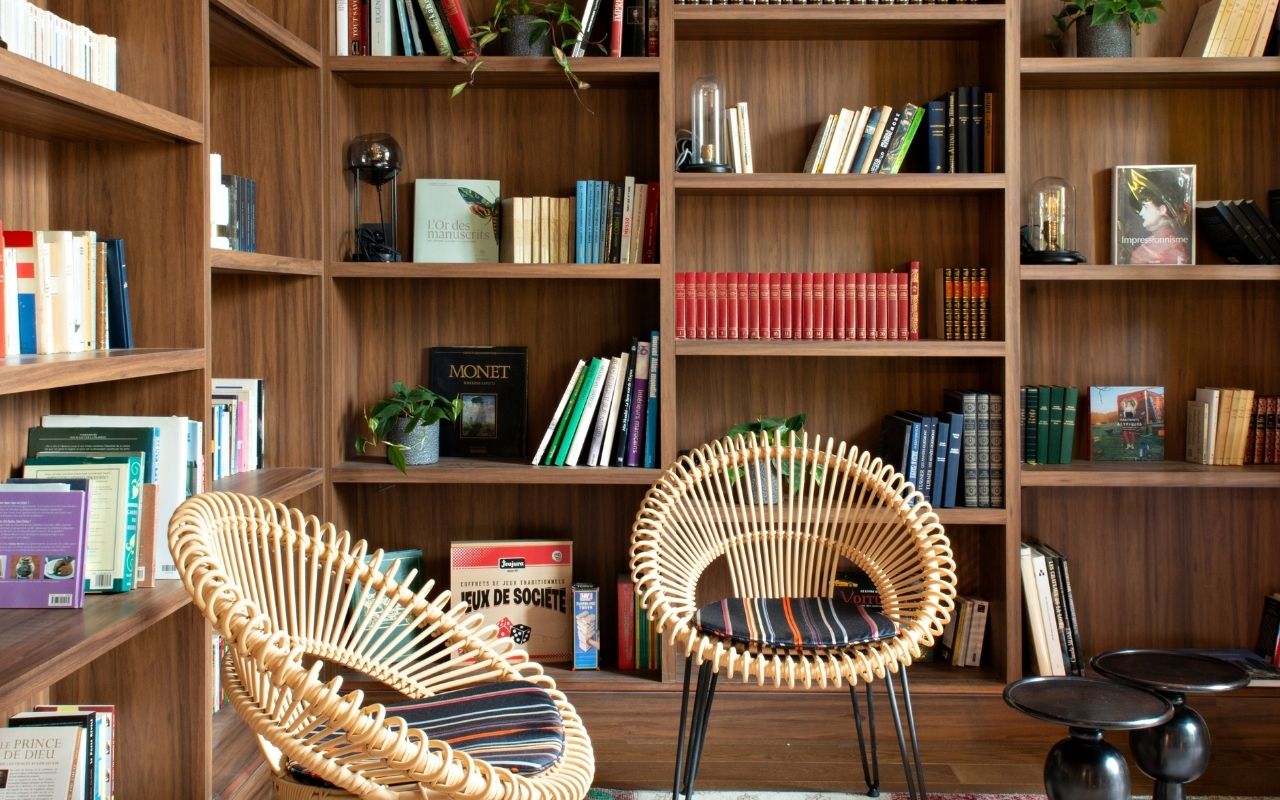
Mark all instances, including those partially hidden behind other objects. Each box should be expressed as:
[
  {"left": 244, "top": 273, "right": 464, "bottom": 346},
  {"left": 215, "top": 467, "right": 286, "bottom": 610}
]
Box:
[
  {"left": 1088, "top": 386, "right": 1166, "bottom": 461},
  {"left": 1112, "top": 165, "right": 1195, "bottom": 265}
]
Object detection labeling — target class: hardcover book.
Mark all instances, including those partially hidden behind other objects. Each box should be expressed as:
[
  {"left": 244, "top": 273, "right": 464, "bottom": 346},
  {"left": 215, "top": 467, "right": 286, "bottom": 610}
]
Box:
[
  {"left": 412, "top": 179, "right": 500, "bottom": 263},
  {"left": 450, "top": 539, "right": 573, "bottom": 662},
  {"left": 1112, "top": 165, "right": 1195, "bottom": 265},
  {"left": 0, "top": 490, "right": 88, "bottom": 609},
  {"left": 428, "top": 346, "right": 527, "bottom": 458},
  {"left": 0, "top": 725, "right": 85, "bottom": 800},
  {"left": 1088, "top": 386, "right": 1166, "bottom": 461}
]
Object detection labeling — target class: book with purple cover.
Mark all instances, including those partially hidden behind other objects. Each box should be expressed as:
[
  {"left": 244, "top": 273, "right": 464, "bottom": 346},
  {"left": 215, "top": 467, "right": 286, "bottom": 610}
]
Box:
[
  {"left": 0, "top": 490, "right": 88, "bottom": 608},
  {"left": 624, "top": 339, "right": 651, "bottom": 467}
]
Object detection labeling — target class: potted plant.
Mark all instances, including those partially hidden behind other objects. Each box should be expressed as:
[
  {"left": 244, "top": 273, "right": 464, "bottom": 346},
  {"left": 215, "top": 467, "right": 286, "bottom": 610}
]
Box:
[
  {"left": 354, "top": 382, "right": 462, "bottom": 473},
  {"left": 1049, "top": 0, "right": 1166, "bottom": 57},
  {"left": 725, "top": 414, "right": 823, "bottom": 502},
  {"left": 452, "top": 0, "right": 593, "bottom": 97}
]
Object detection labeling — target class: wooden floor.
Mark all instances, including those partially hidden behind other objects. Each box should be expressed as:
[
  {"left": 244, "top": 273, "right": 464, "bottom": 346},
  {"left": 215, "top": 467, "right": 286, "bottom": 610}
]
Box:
[{"left": 216, "top": 688, "right": 1280, "bottom": 798}]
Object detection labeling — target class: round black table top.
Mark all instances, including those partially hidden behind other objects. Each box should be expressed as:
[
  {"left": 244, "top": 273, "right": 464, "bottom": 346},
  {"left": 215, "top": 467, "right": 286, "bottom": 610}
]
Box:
[
  {"left": 1091, "top": 649, "right": 1251, "bottom": 694},
  {"left": 1004, "top": 676, "right": 1173, "bottom": 730}
]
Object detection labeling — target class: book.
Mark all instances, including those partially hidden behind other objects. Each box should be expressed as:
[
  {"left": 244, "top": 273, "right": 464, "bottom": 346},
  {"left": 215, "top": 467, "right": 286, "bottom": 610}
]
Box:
[
  {"left": 0, "top": 725, "right": 85, "bottom": 800},
  {"left": 211, "top": 379, "right": 265, "bottom": 472},
  {"left": 1179, "top": 647, "right": 1280, "bottom": 686},
  {"left": 1187, "top": 399, "right": 1210, "bottom": 464},
  {"left": 27, "top": 426, "right": 160, "bottom": 485},
  {"left": 532, "top": 360, "right": 586, "bottom": 466},
  {"left": 1112, "top": 165, "right": 1195, "bottom": 265},
  {"left": 32, "top": 706, "right": 114, "bottom": 800},
  {"left": 350, "top": 547, "right": 423, "bottom": 659},
  {"left": 8, "top": 710, "right": 99, "bottom": 800},
  {"left": 624, "top": 339, "right": 651, "bottom": 467},
  {"left": 1088, "top": 386, "right": 1166, "bottom": 461},
  {"left": 1256, "top": 592, "right": 1280, "bottom": 666},
  {"left": 563, "top": 356, "right": 610, "bottom": 466},
  {"left": 586, "top": 356, "right": 623, "bottom": 467},
  {"left": 412, "top": 179, "right": 500, "bottom": 263},
  {"left": 449, "top": 539, "right": 573, "bottom": 662},
  {"left": 428, "top": 346, "right": 528, "bottom": 458},
  {"left": 0, "top": 489, "right": 88, "bottom": 609},
  {"left": 102, "top": 239, "right": 132, "bottom": 349},
  {"left": 540, "top": 362, "right": 591, "bottom": 467},
  {"left": 643, "top": 331, "right": 660, "bottom": 468}
]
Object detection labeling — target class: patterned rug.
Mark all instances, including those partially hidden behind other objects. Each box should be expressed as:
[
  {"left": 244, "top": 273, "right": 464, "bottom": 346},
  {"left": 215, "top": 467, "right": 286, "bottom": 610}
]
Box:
[{"left": 589, "top": 791, "right": 1273, "bottom": 800}]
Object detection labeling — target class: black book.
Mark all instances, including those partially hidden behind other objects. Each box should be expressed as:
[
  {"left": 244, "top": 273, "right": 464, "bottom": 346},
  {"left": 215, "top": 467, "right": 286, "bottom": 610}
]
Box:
[
  {"left": 880, "top": 414, "right": 915, "bottom": 479},
  {"left": 956, "top": 86, "right": 971, "bottom": 174},
  {"left": 1239, "top": 200, "right": 1280, "bottom": 263},
  {"left": 103, "top": 238, "right": 133, "bottom": 349},
  {"left": 1036, "top": 543, "right": 1083, "bottom": 676},
  {"left": 428, "top": 346, "right": 528, "bottom": 457},
  {"left": 925, "top": 100, "right": 947, "bottom": 174},
  {"left": 866, "top": 109, "right": 902, "bottom": 175},
  {"left": 946, "top": 89, "right": 957, "bottom": 174},
  {"left": 623, "top": 0, "right": 645, "bottom": 57},
  {"left": 1195, "top": 202, "right": 1252, "bottom": 264},
  {"left": 611, "top": 338, "right": 640, "bottom": 468},
  {"left": 609, "top": 182, "right": 625, "bottom": 262},
  {"left": 601, "top": 182, "right": 616, "bottom": 264},
  {"left": 1270, "top": 188, "right": 1280, "bottom": 225},
  {"left": 1223, "top": 200, "right": 1273, "bottom": 263},
  {"left": 969, "top": 85, "right": 985, "bottom": 173}
]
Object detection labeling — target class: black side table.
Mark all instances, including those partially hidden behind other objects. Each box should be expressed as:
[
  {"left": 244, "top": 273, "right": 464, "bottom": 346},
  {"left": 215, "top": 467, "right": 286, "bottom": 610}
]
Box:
[
  {"left": 1005, "top": 676, "right": 1173, "bottom": 800},
  {"left": 1091, "top": 649, "right": 1249, "bottom": 800}
]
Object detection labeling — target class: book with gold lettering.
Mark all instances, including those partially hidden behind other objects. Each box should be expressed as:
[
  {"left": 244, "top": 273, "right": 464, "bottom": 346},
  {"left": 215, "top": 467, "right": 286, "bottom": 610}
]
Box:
[{"left": 428, "top": 346, "right": 528, "bottom": 458}]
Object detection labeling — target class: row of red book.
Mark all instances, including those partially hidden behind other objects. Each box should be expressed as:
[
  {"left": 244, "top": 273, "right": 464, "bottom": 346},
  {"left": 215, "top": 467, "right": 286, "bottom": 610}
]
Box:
[
  {"left": 616, "top": 574, "right": 660, "bottom": 671},
  {"left": 674, "top": 267, "right": 921, "bottom": 341}
]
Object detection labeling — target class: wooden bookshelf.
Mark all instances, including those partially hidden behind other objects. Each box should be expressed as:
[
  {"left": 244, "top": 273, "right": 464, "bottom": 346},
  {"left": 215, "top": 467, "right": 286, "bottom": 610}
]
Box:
[
  {"left": 1021, "top": 462, "right": 1280, "bottom": 489},
  {"left": 1021, "top": 56, "right": 1280, "bottom": 89},
  {"left": 212, "top": 707, "right": 271, "bottom": 800},
  {"left": 212, "top": 467, "right": 326, "bottom": 502},
  {"left": 675, "top": 340, "right": 1006, "bottom": 357},
  {"left": 331, "top": 55, "right": 661, "bottom": 88},
  {"left": 673, "top": 5, "right": 1007, "bottom": 41},
  {"left": 209, "top": 0, "right": 322, "bottom": 68},
  {"left": 211, "top": 250, "right": 324, "bottom": 276},
  {"left": 1021, "top": 264, "right": 1280, "bottom": 281},
  {"left": 329, "top": 261, "right": 662, "bottom": 280},
  {"left": 331, "top": 458, "right": 661, "bottom": 485},
  {"left": 0, "top": 349, "right": 206, "bottom": 395},
  {"left": 673, "top": 172, "right": 1007, "bottom": 196}
]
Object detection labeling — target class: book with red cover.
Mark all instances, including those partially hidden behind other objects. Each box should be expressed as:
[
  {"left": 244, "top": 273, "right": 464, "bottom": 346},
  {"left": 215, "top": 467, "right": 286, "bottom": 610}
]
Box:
[
  {"left": 802, "top": 272, "right": 815, "bottom": 340},
  {"left": 822, "top": 272, "right": 836, "bottom": 341},
  {"left": 693, "top": 272, "right": 706, "bottom": 339},
  {"left": 714, "top": 272, "right": 727, "bottom": 339},
  {"left": 642, "top": 182, "right": 658, "bottom": 263},
  {"left": 768, "top": 273, "right": 781, "bottom": 339},
  {"left": 609, "top": 0, "right": 624, "bottom": 57},
  {"left": 791, "top": 272, "right": 803, "bottom": 339},
  {"left": 875, "top": 272, "right": 888, "bottom": 340},
  {"left": 811, "top": 272, "right": 823, "bottom": 340},
  {"left": 844, "top": 272, "right": 856, "bottom": 340},
  {"left": 833, "top": 273, "right": 846, "bottom": 341},
  {"left": 855, "top": 273, "right": 869, "bottom": 341},
  {"left": 978, "top": 265, "right": 989, "bottom": 340},
  {"left": 886, "top": 273, "right": 899, "bottom": 341},
  {"left": 726, "top": 273, "right": 739, "bottom": 339},
  {"left": 747, "top": 273, "right": 761, "bottom": 339},
  {"left": 897, "top": 272, "right": 909, "bottom": 341},
  {"left": 736, "top": 272, "right": 748, "bottom": 339},
  {"left": 779, "top": 273, "right": 793, "bottom": 339},
  {"left": 675, "top": 272, "right": 688, "bottom": 339},
  {"left": 438, "top": 0, "right": 476, "bottom": 56},
  {"left": 617, "top": 574, "right": 636, "bottom": 669},
  {"left": 907, "top": 261, "right": 920, "bottom": 340}
]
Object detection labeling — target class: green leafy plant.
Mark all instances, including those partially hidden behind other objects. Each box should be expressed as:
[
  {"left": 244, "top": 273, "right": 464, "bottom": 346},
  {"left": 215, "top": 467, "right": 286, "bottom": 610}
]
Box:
[
  {"left": 354, "top": 382, "right": 462, "bottom": 474},
  {"left": 725, "top": 413, "right": 824, "bottom": 494},
  {"left": 451, "top": 0, "right": 595, "bottom": 98},
  {"left": 1048, "top": 0, "right": 1166, "bottom": 44}
]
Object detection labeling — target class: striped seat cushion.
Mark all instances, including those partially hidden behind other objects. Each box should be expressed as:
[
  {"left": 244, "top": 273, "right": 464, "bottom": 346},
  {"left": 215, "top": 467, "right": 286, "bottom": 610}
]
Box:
[
  {"left": 696, "top": 596, "right": 898, "bottom": 649},
  {"left": 287, "top": 679, "right": 565, "bottom": 784}
]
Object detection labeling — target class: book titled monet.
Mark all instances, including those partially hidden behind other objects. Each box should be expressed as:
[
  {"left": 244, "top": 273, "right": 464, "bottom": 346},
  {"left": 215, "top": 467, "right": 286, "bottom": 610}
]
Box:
[
  {"left": 1088, "top": 386, "right": 1166, "bottom": 461},
  {"left": 0, "top": 490, "right": 88, "bottom": 609},
  {"left": 428, "top": 346, "right": 528, "bottom": 458},
  {"left": 1113, "top": 165, "right": 1195, "bottom": 265},
  {"left": 412, "top": 179, "right": 500, "bottom": 263}
]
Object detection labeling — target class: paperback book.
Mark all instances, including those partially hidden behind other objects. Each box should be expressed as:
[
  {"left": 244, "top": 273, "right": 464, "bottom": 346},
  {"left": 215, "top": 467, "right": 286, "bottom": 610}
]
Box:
[
  {"left": 412, "top": 179, "right": 500, "bottom": 263},
  {"left": 1112, "top": 165, "right": 1195, "bottom": 265},
  {"left": 427, "top": 346, "right": 528, "bottom": 457},
  {"left": 0, "top": 490, "right": 88, "bottom": 609}
]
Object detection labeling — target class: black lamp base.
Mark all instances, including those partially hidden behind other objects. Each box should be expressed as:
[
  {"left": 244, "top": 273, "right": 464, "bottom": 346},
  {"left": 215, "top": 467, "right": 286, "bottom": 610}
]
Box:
[
  {"left": 680, "top": 162, "right": 732, "bottom": 174},
  {"left": 1022, "top": 249, "right": 1086, "bottom": 265}
]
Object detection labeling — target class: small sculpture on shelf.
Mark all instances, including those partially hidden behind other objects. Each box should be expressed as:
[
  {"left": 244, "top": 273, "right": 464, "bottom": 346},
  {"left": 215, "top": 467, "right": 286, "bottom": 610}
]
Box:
[
  {"left": 1023, "top": 175, "right": 1085, "bottom": 265},
  {"left": 680, "top": 75, "right": 730, "bottom": 174},
  {"left": 347, "top": 133, "right": 404, "bottom": 262}
]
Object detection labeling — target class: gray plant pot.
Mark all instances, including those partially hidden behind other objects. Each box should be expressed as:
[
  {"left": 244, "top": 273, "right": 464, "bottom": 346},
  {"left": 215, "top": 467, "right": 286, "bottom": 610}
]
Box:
[
  {"left": 387, "top": 417, "right": 440, "bottom": 466},
  {"left": 1077, "top": 17, "right": 1133, "bottom": 57},
  {"left": 500, "top": 14, "right": 552, "bottom": 57},
  {"left": 745, "top": 463, "right": 782, "bottom": 506}
]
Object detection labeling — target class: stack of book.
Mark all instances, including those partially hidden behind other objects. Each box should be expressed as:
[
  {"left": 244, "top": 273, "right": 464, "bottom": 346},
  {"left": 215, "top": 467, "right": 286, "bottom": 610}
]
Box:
[
  {"left": 939, "top": 596, "right": 990, "bottom": 668},
  {"left": 1183, "top": 0, "right": 1280, "bottom": 57},
  {"left": 2, "top": 705, "right": 116, "bottom": 800},
  {"left": 210, "top": 378, "right": 266, "bottom": 481},
  {"left": 1019, "top": 542, "right": 1082, "bottom": 678},
  {"left": 615, "top": 573, "right": 660, "bottom": 671},
  {"left": 725, "top": 100, "right": 755, "bottom": 174},
  {"left": 1195, "top": 199, "right": 1280, "bottom": 264},
  {"left": 1187, "top": 387, "right": 1278, "bottom": 465},
  {"left": 803, "top": 103, "right": 923, "bottom": 175},
  {"left": 0, "top": 0, "right": 117, "bottom": 89},
  {"left": 336, "top": 0, "right": 476, "bottom": 58},
  {"left": 210, "top": 153, "right": 258, "bottom": 253},
  {"left": 575, "top": 179, "right": 658, "bottom": 265},
  {"left": 534, "top": 332, "right": 660, "bottom": 469},
  {"left": 1020, "top": 385, "right": 1080, "bottom": 465},
  {"left": 675, "top": 266, "right": 920, "bottom": 341},
  {"left": 925, "top": 86, "right": 994, "bottom": 174},
  {"left": 0, "top": 224, "right": 133, "bottom": 355},
  {"left": 879, "top": 389, "right": 1003, "bottom": 509},
  {"left": 934, "top": 266, "right": 990, "bottom": 341}
]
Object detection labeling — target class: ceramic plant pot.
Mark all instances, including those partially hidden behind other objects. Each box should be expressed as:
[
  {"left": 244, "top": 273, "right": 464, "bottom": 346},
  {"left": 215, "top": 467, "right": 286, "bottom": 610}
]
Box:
[
  {"left": 1077, "top": 17, "right": 1133, "bottom": 57},
  {"left": 500, "top": 15, "right": 552, "bottom": 57},
  {"left": 387, "top": 417, "right": 441, "bottom": 466}
]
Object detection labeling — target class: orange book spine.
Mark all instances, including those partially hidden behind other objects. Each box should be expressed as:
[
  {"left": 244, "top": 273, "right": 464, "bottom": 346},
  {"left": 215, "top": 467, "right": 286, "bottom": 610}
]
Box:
[{"left": 908, "top": 260, "right": 920, "bottom": 340}]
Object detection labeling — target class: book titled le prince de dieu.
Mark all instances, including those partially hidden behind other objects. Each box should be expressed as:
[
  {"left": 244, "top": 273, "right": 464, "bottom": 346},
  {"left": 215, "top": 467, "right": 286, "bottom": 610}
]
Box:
[
  {"left": 1113, "top": 165, "right": 1195, "bottom": 266},
  {"left": 428, "top": 346, "right": 528, "bottom": 458}
]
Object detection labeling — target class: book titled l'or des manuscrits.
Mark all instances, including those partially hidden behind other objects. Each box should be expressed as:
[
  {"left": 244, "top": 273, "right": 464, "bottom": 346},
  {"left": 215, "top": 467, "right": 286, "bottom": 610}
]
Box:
[
  {"left": 428, "top": 346, "right": 528, "bottom": 458},
  {"left": 412, "top": 179, "right": 500, "bottom": 263}
]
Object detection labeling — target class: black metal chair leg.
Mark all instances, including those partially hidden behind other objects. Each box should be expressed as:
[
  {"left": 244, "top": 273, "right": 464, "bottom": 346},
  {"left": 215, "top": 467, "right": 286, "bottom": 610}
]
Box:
[
  {"left": 671, "top": 655, "right": 695, "bottom": 800},
  {"left": 884, "top": 671, "right": 920, "bottom": 800},
  {"left": 850, "top": 683, "right": 880, "bottom": 797},
  {"left": 679, "top": 660, "right": 717, "bottom": 800},
  {"left": 898, "top": 667, "right": 928, "bottom": 800},
  {"left": 686, "top": 666, "right": 719, "bottom": 796}
]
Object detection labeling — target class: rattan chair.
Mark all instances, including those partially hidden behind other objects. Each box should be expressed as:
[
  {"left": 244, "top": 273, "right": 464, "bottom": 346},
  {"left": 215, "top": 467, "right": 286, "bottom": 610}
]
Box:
[
  {"left": 630, "top": 433, "right": 957, "bottom": 800},
  {"left": 169, "top": 491, "right": 594, "bottom": 800}
]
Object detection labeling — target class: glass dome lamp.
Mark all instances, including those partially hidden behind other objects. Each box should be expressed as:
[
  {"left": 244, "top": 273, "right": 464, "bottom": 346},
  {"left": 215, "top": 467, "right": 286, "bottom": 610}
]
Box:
[
  {"left": 1023, "top": 175, "right": 1085, "bottom": 264},
  {"left": 683, "top": 75, "right": 730, "bottom": 173},
  {"left": 347, "top": 133, "right": 404, "bottom": 262}
]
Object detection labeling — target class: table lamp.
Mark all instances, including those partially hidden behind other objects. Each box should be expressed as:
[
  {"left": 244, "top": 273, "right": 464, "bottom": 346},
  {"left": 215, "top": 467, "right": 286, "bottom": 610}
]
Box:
[
  {"left": 682, "top": 75, "right": 730, "bottom": 173},
  {"left": 347, "top": 133, "right": 404, "bottom": 262},
  {"left": 1024, "top": 175, "right": 1085, "bottom": 264}
]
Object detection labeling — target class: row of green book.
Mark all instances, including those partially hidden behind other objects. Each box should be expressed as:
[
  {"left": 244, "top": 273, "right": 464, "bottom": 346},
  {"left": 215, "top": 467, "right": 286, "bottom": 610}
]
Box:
[{"left": 1020, "top": 385, "right": 1079, "bottom": 466}]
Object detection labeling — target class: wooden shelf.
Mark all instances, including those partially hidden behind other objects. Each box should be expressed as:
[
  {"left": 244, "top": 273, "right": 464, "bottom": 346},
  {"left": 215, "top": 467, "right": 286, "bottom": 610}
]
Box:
[
  {"left": 1021, "top": 57, "right": 1280, "bottom": 89},
  {"left": 674, "top": 4, "right": 1007, "bottom": 41},
  {"left": 1021, "top": 462, "right": 1280, "bottom": 489},
  {"left": 331, "top": 458, "right": 661, "bottom": 485},
  {"left": 675, "top": 339, "right": 1006, "bottom": 357},
  {"left": 938, "top": 507, "right": 1008, "bottom": 526},
  {"left": 212, "top": 706, "right": 270, "bottom": 800},
  {"left": 0, "top": 348, "right": 206, "bottom": 396},
  {"left": 1021, "top": 263, "right": 1280, "bottom": 281},
  {"left": 211, "top": 250, "right": 324, "bottom": 276},
  {"left": 209, "top": 0, "right": 322, "bottom": 68},
  {"left": 673, "top": 172, "right": 1006, "bottom": 196},
  {"left": 331, "top": 56, "right": 660, "bottom": 88},
  {"left": 328, "top": 261, "right": 661, "bottom": 280},
  {"left": 0, "top": 49, "right": 203, "bottom": 142},
  {"left": 212, "top": 467, "right": 325, "bottom": 503},
  {"left": 0, "top": 582, "right": 192, "bottom": 711}
]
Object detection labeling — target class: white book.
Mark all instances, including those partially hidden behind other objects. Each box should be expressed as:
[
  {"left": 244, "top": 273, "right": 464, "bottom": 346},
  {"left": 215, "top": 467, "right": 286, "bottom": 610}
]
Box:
[
  {"left": 336, "top": 0, "right": 350, "bottom": 56},
  {"left": 1019, "top": 544, "right": 1055, "bottom": 676},
  {"left": 725, "top": 107, "right": 743, "bottom": 173},
  {"left": 212, "top": 378, "right": 264, "bottom": 471},
  {"left": 597, "top": 350, "right": 630, "bottom": 466},
  {"left": 23, "top": 457, "right": 134, "bottom": 593},
  {"left": 586, "top": 356, "right": 622, "bottom": 466},
  {"left": 371, "top": 0, "right": 394, "bottom": 55},
  {"left": 736, "top": 101, "right": 754, "bottom": 174},
  {"left": 73, "top": 230, "right": 95, "bottom": 351},
  {"left": 1195, "top": 387, "right": 1221, "bottom": 465},
  {"left": 532, "top": 360, "right": 587, "bottom": 465},
  {"left": 43, "top": 414, "right": 190, "bottom": 581},
  {"left": 821, "top": 107, "right": 857, "bottom": 175},
  {"left": 619, "top": 177, "right": 636, "bottom": 264},
  {"left": 1030, "top": 546, "right": 1066, "bottom": 676},
  {"left": 1252, "top": 0, "right": 1279, "bottom": 54},
  {"left": 628, "top": 185, "right": 647, "bottom": 266},
  {"left": 0, "top": 725, "right": 85, "bottom": 800},
  {"left": 565, "top": 358, "right": 610, "bottom": 465},
  {"left": 839, "top": 106, "right": 872, "bottom": 174}
]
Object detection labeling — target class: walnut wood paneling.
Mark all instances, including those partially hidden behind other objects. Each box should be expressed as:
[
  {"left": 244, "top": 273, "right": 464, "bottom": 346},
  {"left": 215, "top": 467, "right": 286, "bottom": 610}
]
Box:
[
  {"left": 1020, "top": 0, "right": 1206, "bottom": 58},
  {"left": 1022, "top": 488, "right": 1280, "bottom": 655},
  {"left": 53, "top": 369, "right": 211, "bottom": 424},
  {"left": 211, "top": 0, "right": 322, "bottom": 67},
  {"left": 0, "top": 349, "right": 205, "bottom": 395},
  {"left": 327, "top": 278, "right": 658, "bottom": 465},
  {"left": 1021, "top": 87, "right": 1280, "bottom": 267},
  {"left": 47, "top": 0, "right": 204, "bottom": 120},
  {"left": 239, "top": 0, "right": 324, "bottom": 53},
  {"left": 0, "top": 132, "right": 49, "bottom": 226},
  {"left": 211, "top": 67, "right": 323, "bottom": 260},
  {"left": 212, "top": 273, "right": 323, "bottom": 469},
  {"left": 0, "top": 392, "right": 49, "bottom": 479}
]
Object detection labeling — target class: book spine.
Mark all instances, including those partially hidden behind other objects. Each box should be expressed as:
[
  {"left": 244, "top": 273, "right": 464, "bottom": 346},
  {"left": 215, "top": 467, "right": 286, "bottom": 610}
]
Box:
[
  {"left": 643, "top": 331, "right": 659, "bottom": 468},
  {"left": 617, "top": 577, "right": 636, "bottom": 670},
  {"left": 624, "top": 340, "right": 651, "bottom": 467},
  {"left": 833, "top": 273, "right": 846, "bottom": 341},
  {"left": 437, "top": 0, "right": 475, "bottom": 55},
  {"left": 642, "top": 182, "right": 659, "bottom": 263},
  {"left": 609, "top": 0, "right": 624, "bottom": 57},
  {"left": 1059, "top": 386, "right": 1078, "bottom": 465},
  {"left": 611, "top": 340, "right": 639, "bottom": 467},
  {"left": 737, "top": 272, "right": 749, "bottom": 339},
  {"left": 542, "top": 363, "right": 589, "bottom": 465},
  {"left": 675, "top": 272, "right": 687, "bottom": 339},
  {"left": 779, "top": 273, "right": 792, "bottom": 339},
  {"left": 989, "top": 392, "right": 1003, "bottom": 509},
  {"left": 415, "top": 0, "right": 454, "bottom": 56},
  {"left": 885, "top": 272, "right": 898, "bottom": 341},
  {"left": 586, "top": 358, "right": 622, "bottom": 467}
]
